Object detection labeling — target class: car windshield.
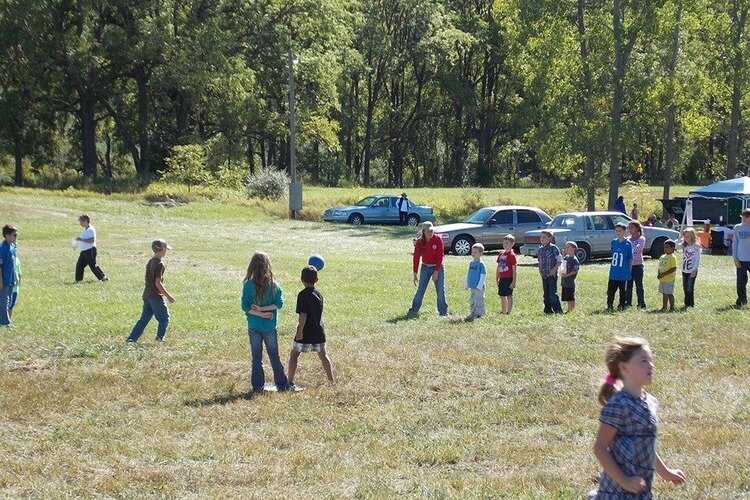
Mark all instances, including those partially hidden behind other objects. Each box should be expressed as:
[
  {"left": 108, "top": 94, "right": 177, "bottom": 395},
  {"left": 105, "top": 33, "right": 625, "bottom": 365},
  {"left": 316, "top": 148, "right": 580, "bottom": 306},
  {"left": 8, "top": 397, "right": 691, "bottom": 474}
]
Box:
[
  {"left": 464, "top": 208, "right": 496, "bottom": 224},
  {"left": 549, "top": 215, "right": 577, "bottom": 228},
  {"left": 354, "top": 196, "right": 377, "bottom": 206}
]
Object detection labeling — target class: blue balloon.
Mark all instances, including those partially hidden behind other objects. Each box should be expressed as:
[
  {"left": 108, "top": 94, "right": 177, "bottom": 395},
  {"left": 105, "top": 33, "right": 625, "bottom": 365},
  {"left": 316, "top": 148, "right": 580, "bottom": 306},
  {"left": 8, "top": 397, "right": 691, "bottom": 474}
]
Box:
[{"left": 308, "top": 254, "right": 325, "bottom": 271}]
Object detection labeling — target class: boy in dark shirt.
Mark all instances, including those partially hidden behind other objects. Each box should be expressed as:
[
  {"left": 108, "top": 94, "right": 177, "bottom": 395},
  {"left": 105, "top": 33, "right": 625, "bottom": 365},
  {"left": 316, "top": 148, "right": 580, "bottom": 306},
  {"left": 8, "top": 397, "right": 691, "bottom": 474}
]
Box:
[
  {"left": 126, "top": 239, "right": 175, "bottom": 342},
  {"left": 287, "top": 265, "right": 334, "bottom": 388}
]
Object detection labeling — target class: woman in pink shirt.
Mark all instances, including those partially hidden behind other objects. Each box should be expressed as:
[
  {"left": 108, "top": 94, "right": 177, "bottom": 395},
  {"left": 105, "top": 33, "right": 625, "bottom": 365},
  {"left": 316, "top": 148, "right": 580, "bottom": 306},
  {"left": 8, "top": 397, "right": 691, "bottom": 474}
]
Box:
[
  {"left": 408, "top": 221, "right": 448, "bottom": 316},
  {"left": 625, "top": 221, "right": 646, "bottom": 309}
]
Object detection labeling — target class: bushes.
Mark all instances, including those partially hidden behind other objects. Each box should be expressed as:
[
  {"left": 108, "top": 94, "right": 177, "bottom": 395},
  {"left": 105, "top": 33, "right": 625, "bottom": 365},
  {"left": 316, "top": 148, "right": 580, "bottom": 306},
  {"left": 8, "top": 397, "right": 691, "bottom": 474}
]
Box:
[{"left": 246, "top": 168, "right": 289, "bottom": 200}]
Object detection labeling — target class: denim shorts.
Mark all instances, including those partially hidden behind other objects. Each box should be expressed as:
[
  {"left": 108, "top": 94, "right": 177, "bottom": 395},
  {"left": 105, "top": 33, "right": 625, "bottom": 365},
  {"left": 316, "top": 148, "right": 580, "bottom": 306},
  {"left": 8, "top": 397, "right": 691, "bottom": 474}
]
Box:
[{"left": 292, "top": 341, "right": 326, "bottom": 353}]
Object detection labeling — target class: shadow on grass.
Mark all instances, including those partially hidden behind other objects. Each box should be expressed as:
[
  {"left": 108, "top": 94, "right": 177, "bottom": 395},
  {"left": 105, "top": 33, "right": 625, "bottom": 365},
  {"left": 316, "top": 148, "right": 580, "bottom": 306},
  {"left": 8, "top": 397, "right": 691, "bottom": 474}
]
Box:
[
  {"left": 185, "top": 391, "right": 256, "bottom": 406},
  {"left": 715, "top": 303, "right": 743, "bottom": 312},
  {"left": 387, "top": 312, "right": 419, "bottom": 324}
]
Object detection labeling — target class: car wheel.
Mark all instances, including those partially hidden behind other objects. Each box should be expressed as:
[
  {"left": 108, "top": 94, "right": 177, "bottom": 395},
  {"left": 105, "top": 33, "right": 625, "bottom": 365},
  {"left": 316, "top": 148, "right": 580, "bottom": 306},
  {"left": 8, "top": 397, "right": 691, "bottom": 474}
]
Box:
[
  {"left": 575, "top": 242, "right": 590, "bottom": 264},
  {"left": 452, "top": 235, "right": 474, "bottom": 256},
  {"left": 407, "top": 214, "right": 420, "bottom": 226},
  {"left": 649, "top": 238, "right": 665, "bottom": 259},
  {"left": 349, "top": 213, "right": 364, "bottom": 226}
]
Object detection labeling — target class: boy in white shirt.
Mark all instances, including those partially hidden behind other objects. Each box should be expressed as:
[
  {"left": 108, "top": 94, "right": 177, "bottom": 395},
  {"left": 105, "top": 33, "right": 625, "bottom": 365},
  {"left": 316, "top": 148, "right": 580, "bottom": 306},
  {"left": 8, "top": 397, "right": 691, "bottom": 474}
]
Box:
[{"left": 75, "top": 214, "right": 108, "bottom": 283}]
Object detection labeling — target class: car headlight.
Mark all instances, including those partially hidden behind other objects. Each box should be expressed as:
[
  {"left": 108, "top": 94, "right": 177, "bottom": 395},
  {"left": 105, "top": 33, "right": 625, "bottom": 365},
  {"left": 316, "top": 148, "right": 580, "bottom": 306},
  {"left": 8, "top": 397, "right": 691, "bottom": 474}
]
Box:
[{"left": 332, "top": 210, "right": 346, "bottom": 216}]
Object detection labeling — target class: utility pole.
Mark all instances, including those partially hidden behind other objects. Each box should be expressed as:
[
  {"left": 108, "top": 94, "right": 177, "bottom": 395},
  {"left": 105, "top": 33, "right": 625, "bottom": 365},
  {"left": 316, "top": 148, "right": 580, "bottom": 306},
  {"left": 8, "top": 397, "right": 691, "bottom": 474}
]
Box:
[{"left": 288, "top": 50, "right": 302, "bottom": 219}]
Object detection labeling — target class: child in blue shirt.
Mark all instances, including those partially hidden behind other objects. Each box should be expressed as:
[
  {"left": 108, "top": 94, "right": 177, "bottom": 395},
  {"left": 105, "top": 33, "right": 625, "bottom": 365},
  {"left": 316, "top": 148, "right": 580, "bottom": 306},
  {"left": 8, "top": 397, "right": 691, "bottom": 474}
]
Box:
[
  {"left": 607, "top": 223, "right": 633, "bottom": 312},
  {"left": 465, "top": 243, "right": 487, "bottom": 321}
]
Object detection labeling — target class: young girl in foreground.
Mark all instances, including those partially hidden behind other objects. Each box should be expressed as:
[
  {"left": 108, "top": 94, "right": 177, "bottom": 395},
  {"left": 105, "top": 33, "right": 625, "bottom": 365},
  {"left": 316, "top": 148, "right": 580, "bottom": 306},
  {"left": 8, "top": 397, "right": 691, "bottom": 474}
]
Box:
[
  {"left": 241, "top": 251, "right": 289, "bottom": 392},
  {"left": 591, "top": 337, "right": 686, "bottom": 498}
]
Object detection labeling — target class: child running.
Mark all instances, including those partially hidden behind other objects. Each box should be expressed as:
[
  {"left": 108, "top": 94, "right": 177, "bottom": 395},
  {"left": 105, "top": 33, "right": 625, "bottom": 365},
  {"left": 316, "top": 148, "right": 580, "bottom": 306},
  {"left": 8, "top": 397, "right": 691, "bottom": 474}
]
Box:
[
  {"left": 591, "top": 336, "right": 686, "bottom": 497},
  {"left": 657, "top": 240, "right": 677, "bottom": 312},
  {"left": 560, "top": 242, "right": 579, "bottom": 313},
  {"left": 496, "top": 234, "right": 517, "bottom": 314},
  {"left": 607, "top": 223, "right": 633, "bottom": 312},
  {"left": 287, "top": 265, "right": 334, "bottom": 388},
  {"left": 241, "top": 251, "right": 289, "bottom": 392},
  {"left": 678, "top": 228, "right": 701, "bottom": 308},
  {"left": 465, "top": 243, "right": 487, "bottom": 321}
]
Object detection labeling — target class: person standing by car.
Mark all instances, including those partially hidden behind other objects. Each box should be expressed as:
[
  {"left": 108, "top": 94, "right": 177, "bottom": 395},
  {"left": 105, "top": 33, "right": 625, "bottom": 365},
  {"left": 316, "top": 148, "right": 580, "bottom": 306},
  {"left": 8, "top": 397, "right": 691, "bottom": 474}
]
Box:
[
  {"left": 732, "top": 208, "right": 750, "bottom": 307},
  {"left": 408, "top": 221, "right": 448, "bottom": 316},
  {"left": 625, "top": 221, "right": 647, "bottom": 309},
  {"left": 537, "top": 230, "right": 563, "bottom": 314},
  {"left": 397, "top": 193, "right": 411, "bottom": 226},
  {"left": 614, "top": 195, "right": 627, "bottom": 214},
  {"left": 607, "top": 223, "right": 633, "bottom": 312}
]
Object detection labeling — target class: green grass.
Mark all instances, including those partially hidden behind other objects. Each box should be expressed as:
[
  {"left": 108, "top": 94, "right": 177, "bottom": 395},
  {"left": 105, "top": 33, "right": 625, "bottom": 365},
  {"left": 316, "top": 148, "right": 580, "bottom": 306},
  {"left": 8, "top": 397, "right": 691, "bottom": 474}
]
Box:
[{"left": 0, "top": 187, "right": 748, "bottom": 498}]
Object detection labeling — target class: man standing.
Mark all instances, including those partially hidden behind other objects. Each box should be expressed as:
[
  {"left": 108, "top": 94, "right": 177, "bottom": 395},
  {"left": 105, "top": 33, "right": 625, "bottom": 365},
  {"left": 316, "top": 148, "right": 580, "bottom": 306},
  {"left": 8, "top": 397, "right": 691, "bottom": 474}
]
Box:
[
  {"left": 397, "top": 192, "right": 411, "bottom": 226},
  {"left": 75, "top": 215, "right": 108, "bottom": 283},
  {"left": 732, "top": 208, "right": 750, "bottom": 307},
  {"left": 0, "top": 225, "right": 18, "bottom": 326}
]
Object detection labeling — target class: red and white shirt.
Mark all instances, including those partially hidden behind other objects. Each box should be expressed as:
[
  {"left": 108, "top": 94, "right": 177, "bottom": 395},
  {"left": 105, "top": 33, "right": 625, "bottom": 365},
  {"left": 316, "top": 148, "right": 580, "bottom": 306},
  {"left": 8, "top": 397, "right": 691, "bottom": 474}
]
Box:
[{"left": 413, "top": 235, "right": 444, "bottom": 273}]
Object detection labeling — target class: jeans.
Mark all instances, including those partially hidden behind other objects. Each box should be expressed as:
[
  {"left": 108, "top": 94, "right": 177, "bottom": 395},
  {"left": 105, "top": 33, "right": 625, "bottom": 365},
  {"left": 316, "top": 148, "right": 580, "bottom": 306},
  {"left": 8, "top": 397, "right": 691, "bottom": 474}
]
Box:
[
  {"left": 736, "top": 261, "right": 750, "bottom": 304},
  {"left": 0, "top": 286, "right": 11, "bottom": 326},
  {"left": 542, "top": 275, "right": 562, "bottom": 313},
  {"left": 75, "top": 248, "right": 107, "bottom": 281},
  {"left": 127, "top": 298, "right": 170, "bottom": 341},
  {"left": 682, "top": 272, "right": 697, "bottom": 307},
  {"left": 468, "top": 288, "right": 485, "bottom": 317},
  {"left": 607, "top": 280, "right": 627, "bottom": 309},
  {"left": 399, "top": 212, "right": 408, "bottom": 225},
  {"left": 410, "top": 265, "right": 448, "bottom": 316},
  {"left": 625, "top": 265, "right": 646, "bottom": 307},
  {"left": 248, "top": 328, "right": 288, "bottom": 391}
]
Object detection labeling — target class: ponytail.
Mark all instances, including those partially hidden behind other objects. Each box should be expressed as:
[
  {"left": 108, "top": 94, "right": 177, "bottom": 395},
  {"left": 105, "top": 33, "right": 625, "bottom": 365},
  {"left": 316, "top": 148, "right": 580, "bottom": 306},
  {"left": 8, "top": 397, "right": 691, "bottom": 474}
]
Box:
[{"left": 598, "top": 336, "right": 649, "bottom": 405}]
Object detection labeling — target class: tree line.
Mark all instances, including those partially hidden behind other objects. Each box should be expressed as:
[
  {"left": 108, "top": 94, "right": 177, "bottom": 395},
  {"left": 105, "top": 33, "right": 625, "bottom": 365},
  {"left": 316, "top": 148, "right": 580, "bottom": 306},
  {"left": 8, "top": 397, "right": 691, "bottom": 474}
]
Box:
[{"left": 1, "top": 0, "right": 748, "bottom": 208}]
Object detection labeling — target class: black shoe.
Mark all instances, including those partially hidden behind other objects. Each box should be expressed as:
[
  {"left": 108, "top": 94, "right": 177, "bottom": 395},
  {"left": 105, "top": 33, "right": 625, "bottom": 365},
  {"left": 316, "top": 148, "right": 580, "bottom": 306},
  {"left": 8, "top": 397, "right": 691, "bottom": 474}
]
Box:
[{"left": 101, "top": 277, "right": 109, "bottom": 282}]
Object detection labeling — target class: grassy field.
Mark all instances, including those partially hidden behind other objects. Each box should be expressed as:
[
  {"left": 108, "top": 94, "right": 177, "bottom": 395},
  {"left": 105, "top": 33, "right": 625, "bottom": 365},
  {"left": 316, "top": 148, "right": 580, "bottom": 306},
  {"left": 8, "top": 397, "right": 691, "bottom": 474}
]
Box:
[{"left": 0, "top": 187, "right": 748, "bottom": 498}]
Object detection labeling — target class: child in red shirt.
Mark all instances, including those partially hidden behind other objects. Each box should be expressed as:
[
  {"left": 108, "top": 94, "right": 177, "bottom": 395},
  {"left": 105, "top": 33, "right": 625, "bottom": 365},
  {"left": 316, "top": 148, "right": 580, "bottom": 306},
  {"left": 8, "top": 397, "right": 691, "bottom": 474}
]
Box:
[{"left": 496, "top": 234, "right": 517, "bottom": 314}]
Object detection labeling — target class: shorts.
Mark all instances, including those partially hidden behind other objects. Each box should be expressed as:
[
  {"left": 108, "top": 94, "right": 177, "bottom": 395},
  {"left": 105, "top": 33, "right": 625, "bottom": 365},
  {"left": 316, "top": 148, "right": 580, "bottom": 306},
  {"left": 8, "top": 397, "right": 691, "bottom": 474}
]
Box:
[
  {"left": 498, "top": 278, "right": 514, "bottom": 297},
  {"left": 561, "top": 286, "right": 575, "bottom": 302},
  {"left": 659, "top": 282, "right": 675, "bottom": 294},
  {"left": 9, "top": 291, "right": 18, "bottom": 309},
  {"left": 292, "top": 341, "right": 326, "bottom": 353}
]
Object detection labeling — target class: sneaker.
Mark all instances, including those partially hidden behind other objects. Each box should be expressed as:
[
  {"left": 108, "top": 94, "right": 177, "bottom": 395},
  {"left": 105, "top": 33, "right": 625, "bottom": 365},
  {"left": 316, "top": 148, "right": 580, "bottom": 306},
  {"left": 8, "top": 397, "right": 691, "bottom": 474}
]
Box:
[
  {"left": 125, "top": 338, "right": 136, "bottom": 343},
  {"left": 288, "top": 382, "right": 303, "bottom": 392},
  {"left": 464, "top": 314, "right": 476, "bottom": 322},
  {"left": 101, "top": 277, "right": 109, "bottom": 282}
]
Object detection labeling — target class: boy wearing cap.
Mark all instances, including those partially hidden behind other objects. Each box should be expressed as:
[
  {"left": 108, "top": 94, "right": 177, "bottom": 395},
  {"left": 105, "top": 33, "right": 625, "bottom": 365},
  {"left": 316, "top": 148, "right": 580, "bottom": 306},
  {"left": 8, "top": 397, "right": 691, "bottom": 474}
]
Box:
[{"left": 127, "top": 239, "right": 175, "bottom": 342}]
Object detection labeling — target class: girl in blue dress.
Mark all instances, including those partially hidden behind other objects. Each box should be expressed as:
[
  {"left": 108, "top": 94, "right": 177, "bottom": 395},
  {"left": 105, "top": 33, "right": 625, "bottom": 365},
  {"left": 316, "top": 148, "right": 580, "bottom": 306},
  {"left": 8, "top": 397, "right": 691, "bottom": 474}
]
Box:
[{"left": 591, "top": 337, "right": 686, "bottom": 498}]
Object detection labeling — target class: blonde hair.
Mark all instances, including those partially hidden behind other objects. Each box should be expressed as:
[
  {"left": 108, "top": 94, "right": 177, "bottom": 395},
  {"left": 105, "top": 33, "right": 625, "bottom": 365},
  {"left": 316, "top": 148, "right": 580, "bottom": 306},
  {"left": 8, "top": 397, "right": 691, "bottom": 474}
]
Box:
[
  {"left": 472, "top": 243, "right": 485, "bottom": 253},
  {"left": 598, "top": 336, "right": 650, "bottom": 405},
  {"left": 681, "top": 227, "right": 697, "bottom": 246}
]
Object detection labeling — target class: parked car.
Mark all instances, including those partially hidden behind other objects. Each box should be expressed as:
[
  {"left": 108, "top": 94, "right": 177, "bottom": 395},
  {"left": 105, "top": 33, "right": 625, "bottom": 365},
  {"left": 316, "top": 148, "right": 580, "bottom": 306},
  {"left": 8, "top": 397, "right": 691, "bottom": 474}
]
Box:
[
  {"left": 430, "top": 206, "right": 552, "bottom": 255},
  {"left": 521, "top": 211, "right": 680, "bottom": 263},
  {"left": 322, "top": 195, "right": 435, "bottom": 226}
]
